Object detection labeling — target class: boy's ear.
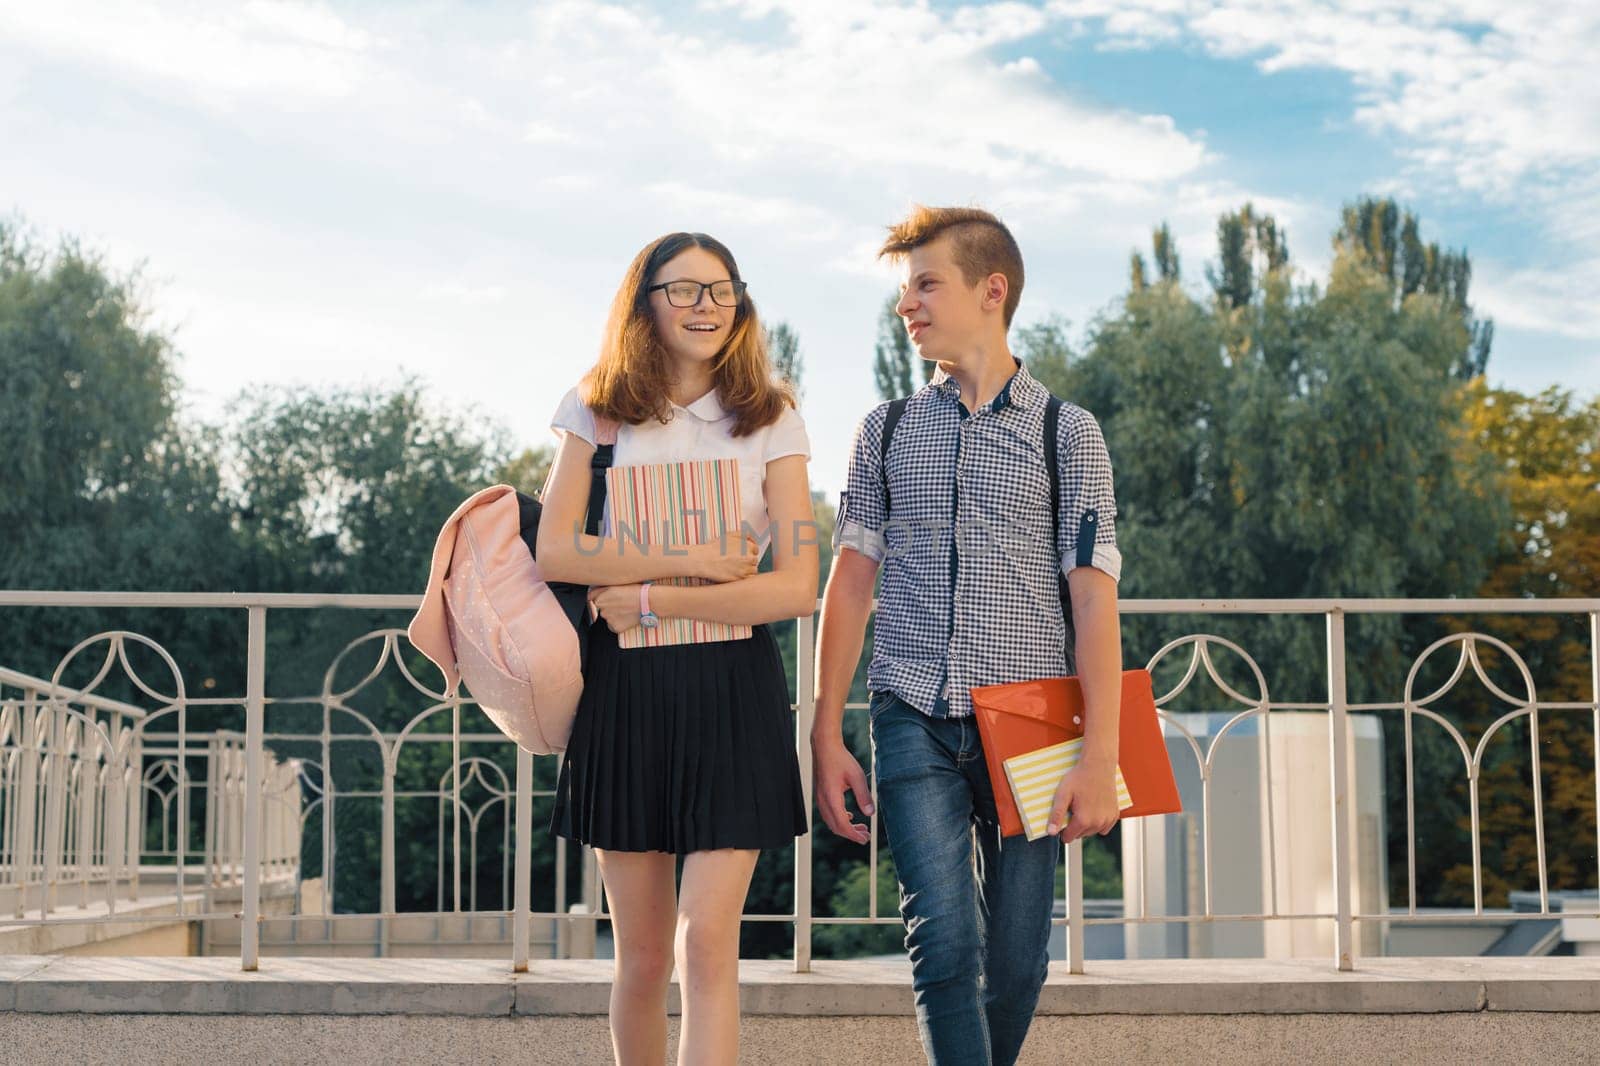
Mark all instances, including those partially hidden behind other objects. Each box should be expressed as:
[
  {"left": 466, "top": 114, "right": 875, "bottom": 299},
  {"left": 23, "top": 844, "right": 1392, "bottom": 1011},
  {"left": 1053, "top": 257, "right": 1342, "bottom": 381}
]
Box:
[{"left": 982, "top": 272, "right": 1009, "bottom": 314}]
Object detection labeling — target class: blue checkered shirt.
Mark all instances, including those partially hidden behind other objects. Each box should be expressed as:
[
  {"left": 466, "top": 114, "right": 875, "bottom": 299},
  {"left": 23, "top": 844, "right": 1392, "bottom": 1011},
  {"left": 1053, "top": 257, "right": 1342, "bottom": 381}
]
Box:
[{"left": 834, "top": 361, "right": 1122, "bottom": 718}]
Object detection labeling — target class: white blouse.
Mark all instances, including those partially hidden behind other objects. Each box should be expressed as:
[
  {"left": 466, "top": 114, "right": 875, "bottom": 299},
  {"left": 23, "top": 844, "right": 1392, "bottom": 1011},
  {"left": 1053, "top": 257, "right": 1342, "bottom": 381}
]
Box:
[{"left": 550, "top": 385, "right": 811, "bottom": 554}]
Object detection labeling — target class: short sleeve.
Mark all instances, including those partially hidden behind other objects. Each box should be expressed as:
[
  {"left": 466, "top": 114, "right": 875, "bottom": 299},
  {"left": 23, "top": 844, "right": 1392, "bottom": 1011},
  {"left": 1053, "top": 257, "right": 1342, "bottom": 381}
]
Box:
[
  {"left": 1055, "top": 406, "right": 1122, "bottom": 583},
  {"left": 833, "top": 403, "right": 891, "bottom": 562},
  {"left": 550, "top": 386, "right": 598, "bottom": 446},
  {"left": 763, "top": 404, "right": 811, "bottom": 464}
]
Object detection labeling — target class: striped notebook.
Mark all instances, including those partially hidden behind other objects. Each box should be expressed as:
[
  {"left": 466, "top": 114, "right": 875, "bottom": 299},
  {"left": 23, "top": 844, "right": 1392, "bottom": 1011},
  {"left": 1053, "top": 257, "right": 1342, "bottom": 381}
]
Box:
[
  {"left": 1003, "top": 738, "right": 1134, "bottom": 842},
  {"left": 605, "top": 458, "right": 753, "bottom": 649}
]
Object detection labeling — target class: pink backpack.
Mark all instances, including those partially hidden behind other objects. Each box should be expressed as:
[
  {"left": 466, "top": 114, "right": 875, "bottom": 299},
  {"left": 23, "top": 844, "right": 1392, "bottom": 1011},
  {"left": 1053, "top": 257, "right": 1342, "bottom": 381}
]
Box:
[{"left": 408, "top": 419, "right": 617, "bottom": 755}]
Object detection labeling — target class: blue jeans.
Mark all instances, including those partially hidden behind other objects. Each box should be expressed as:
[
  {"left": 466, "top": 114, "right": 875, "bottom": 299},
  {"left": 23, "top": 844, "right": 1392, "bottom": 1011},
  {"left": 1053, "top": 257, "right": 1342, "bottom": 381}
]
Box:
[{"left": 869, "top": 690, "right": 1059, "bottom": 1066}]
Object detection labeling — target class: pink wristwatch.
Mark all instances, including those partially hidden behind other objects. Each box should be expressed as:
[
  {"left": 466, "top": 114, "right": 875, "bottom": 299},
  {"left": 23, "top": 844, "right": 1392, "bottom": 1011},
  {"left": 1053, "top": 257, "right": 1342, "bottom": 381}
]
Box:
[{"left": 638, "top": 581, "right": 659, "bottom": 629}]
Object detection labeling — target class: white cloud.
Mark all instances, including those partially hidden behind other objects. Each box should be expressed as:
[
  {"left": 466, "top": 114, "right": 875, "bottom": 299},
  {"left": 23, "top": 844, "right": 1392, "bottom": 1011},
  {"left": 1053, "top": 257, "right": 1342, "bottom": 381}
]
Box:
[
  {"left": 505, "top": 0, "right": 1209, "bottom": 186},
  {"left": 523, "top": 119, "right": 576, "bottom": 144},
  {"left": 423, "top": 282, "right": 508, "bottom": 306},
  {"left": 5, "top": 0, "right": 1594, "bottom": 503},
  {"left": 1042, "top": 0, "right": 1600, "bottom": 342},
  {"left": 644, "top": 183, "right": 844, "bottom": 242},
  {"left": 1473, "top": 258, "right": 1600, "bottom": 341},
  {"left": 824, "top": 236, "right": 901, "bottom": 281},
  {"left": 242, "top": 0, "right": 374, "bottom": 52},
  {"left": 1098, "top": 9, "right": 1185, "bottom": 49},
  {"left": 0, "top": 0, "right": 379, "bottom": 103},
  {"left": 1049, "top": 2, "right": 1600, "bottom": 194}
]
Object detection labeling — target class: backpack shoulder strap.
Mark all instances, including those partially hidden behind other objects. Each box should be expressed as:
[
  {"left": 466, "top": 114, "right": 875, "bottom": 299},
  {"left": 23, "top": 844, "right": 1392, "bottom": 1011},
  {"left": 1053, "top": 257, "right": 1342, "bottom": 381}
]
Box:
[
  {"left": 585, "top": 416, "right": 620, "bottom": 537},
  {"left": 1042, "top": 396, "right": 1069, "bottom": 617},
  {"left": 1043, "top": 396, "right": 1098, "bottom": 571},
  {"left": 880, "top": 398, "right": 910, "bottom": 517},
  {"left": 1044, "top": 395, "right": 1101, "bottom": 667}
]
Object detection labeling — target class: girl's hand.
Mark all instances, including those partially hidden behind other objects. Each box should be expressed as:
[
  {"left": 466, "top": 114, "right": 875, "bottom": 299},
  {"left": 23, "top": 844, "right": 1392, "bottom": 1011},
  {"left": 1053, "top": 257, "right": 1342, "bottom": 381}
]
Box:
[
  {"left": 588, "top": 584, "right": 642, "bottom": 633},
  {"left": 693, "top": 534, "right": 759, "bottom": 583}
]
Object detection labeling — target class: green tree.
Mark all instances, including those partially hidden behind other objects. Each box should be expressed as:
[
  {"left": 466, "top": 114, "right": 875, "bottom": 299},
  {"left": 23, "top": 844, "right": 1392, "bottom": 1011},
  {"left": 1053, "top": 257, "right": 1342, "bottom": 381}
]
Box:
[
  {"left": 1207, "top": 202, "right": 1289, "bottom": 312},
  {"left": 497, "top": 445, "right": 555, "bottom": 496},
  {"left": 1337, "top": 196, "right": 1493, "bottom": 379},
  {"left": 813, "top": 851, "right": 904, "bottom": 958},
  {"left": 1014, "top": 314, "right": 1074, "bottom": 386},
  {"left": 873, "top": 294, "right": 933, "bottom": 401},
  {"left": 223, "top": 381, "right": 520, "bottom": 914},
  {"left": 1129, "top": 221, "right": 1183, "bottom": 296},
  {"left": 766, "top": 321, "right": 805, "bottom": 402},
  {"left": 1427, "top": 383, "right": 1600, "bottom": 907},
  {"left": 0, "top": 225, "right": 528, "bottom": 910},
  {"left": 228, "top": 381, "right": 509, "bottom": 594},
  {"left": 0, "top": 223, "right": 241, "bottom": 699},
  {"left": 0, "top": 223, "right": 176, "bottom": 534},
  {"left": 1057, "top": 835, "right": 1122, "bottom": 900},
  {"left": 1029, "top": 200, "right": 1509, "bottom": 877},
  {"left": 1049, "top": 204, "right": 1500, "bottom": 596}
]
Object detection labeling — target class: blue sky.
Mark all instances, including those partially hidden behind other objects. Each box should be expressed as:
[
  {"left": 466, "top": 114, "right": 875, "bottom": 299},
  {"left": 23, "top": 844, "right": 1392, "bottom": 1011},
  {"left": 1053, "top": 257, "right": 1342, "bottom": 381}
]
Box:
[{"left": 2, "top": 1, "right": 1595, "bottom": 496}]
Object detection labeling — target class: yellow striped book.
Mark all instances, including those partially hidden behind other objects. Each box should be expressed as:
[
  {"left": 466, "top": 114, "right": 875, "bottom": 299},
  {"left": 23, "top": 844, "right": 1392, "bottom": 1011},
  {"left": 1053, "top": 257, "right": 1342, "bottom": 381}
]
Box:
[
  {"left": 1003, "top": 739, "right": 1134, "bottom": 842},
  {"left": 606, "top": 458, "right": 753, "bottom": 649}
]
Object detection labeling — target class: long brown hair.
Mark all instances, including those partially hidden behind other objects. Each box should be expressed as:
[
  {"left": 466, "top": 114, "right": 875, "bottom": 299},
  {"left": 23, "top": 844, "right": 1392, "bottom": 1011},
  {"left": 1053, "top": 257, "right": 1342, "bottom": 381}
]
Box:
[{"left": 581, "top": 232, "right": 793, "bottom": 437}]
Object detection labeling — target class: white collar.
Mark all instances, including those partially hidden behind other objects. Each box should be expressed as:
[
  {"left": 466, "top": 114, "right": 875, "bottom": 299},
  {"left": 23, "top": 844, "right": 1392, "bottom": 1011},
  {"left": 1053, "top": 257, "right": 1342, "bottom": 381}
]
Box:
[{"left": 674, "top": 387, "right": 728, "bottom": 422}]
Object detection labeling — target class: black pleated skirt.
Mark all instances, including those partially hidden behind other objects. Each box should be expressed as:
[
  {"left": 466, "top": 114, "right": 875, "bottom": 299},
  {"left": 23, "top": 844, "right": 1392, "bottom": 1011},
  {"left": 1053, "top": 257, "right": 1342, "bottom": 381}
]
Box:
[{"left": 550, "top": 622, "right": 809, "bottom": 853}]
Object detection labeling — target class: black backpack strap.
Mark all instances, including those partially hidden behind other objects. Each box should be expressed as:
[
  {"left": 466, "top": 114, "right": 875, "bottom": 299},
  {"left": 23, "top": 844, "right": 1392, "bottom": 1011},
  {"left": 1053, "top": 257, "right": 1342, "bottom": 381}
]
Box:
[
  {"left": 584, "top": 441, "right": 614, "bottom": 536},
  {"left": 584, "top": 417, "right": 620, "bottom": 536},
  {"left": 1044, "top": 395, "right": 1101, "bottom": 572},
  {"left": 1045, "top": 395, "right": 1104, "bottom": 670},
  {"left": 880, "top": 397, "right": 909, "bottom": 517},
  {"left": 1043, "top": 396, "right": 1070, "bottom": 623},
  {"left": 533, "top": 415, "right": 619, "bottom": 673}
]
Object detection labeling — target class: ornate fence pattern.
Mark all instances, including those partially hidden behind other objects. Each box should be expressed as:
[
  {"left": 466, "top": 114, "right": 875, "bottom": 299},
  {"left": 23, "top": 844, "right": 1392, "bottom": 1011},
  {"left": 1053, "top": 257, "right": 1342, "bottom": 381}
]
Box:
[{"left": 0, "top": 592, "right": 1594, "bottom": 974}]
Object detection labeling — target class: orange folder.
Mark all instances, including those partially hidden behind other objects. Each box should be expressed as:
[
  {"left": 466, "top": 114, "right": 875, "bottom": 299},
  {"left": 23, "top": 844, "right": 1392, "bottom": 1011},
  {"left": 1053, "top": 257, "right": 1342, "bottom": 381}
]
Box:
[{"left": 970, "top": 669, "right": 1182, "bottom": 838}]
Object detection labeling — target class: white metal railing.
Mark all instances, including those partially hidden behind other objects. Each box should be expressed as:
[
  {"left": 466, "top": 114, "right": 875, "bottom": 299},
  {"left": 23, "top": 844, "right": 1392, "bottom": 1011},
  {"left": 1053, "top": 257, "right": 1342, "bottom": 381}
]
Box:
[
  {"left": 0, "top": 665, "right": 301, "bottom": 925},
  {"left": 0, "top": 591, "right": 1595, "bottom": 976},
  {"left": 1, "top": 665, "right": 148, "bottom": 917}
]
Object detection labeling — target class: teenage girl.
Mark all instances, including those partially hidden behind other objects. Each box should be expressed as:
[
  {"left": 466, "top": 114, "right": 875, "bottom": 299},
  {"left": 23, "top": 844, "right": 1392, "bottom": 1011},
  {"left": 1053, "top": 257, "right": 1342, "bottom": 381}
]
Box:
[{"left": 537, "top": 231, "right": 817, "bottom": 1065}]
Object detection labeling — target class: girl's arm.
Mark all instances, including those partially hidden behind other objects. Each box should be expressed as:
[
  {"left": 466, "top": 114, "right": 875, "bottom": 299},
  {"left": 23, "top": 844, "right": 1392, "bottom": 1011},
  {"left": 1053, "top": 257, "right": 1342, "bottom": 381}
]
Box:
[
  {"left": 589, "top": 454, "right": 820, "bottom": 628},
  {"left": 535, "top": 430, "right": 757, "bottom": 586}
]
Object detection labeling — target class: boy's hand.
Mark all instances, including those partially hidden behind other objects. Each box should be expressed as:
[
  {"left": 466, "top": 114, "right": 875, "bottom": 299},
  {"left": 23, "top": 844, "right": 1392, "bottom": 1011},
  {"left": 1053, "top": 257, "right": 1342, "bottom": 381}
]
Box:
[
  {"left": 1047, "top": 759, "right": 1120, "bottom": 843},
  {"left": 814, "top": 732, "right": 874, "bottom": 845}
]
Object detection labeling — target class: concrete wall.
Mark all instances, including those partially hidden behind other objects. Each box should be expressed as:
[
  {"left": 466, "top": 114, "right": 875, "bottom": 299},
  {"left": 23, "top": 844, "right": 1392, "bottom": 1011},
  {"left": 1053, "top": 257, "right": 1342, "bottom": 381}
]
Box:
[
  {"left": 202, "top": 913, "right": 566, "bottom": 960},
  {"left": 2, "top": 955, "right": 1598, "bottom": 1066},
  {"left": 4, "top": 1011, "right": 1599, "bottom": 1066},
  {"left": 56, "top": 923, "right": 196, "bottom": 957},
  {"left": 0, "top": 871, "right": 304, "bottom": 958}
]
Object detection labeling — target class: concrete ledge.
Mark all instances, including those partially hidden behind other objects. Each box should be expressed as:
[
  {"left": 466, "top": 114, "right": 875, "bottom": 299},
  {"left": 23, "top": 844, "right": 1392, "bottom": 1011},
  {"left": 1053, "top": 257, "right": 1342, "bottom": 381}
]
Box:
[
  {"left": 3, "top": 956, "right": 515, "bottom": 1016},
  {"left": 4, "top": 1011, "right": 1600, "bottom": 1066},
  {"left": 0, "top": 872, "right": 300, "bottom": 957},
  {"left": 1, "top": 956, "right": 1597, "bottom": 1017},
  {"left": 1036, "top": 957, "right": 1492, "bottom": 1015},
  {"left": 3, "top": 959, "right": 1599, "bottom": 1066}
]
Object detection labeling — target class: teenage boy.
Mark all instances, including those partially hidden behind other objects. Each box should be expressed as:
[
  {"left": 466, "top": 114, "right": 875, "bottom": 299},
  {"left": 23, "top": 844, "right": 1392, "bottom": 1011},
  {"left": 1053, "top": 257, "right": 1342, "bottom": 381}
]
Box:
[{"left": 812, "top": 205, "right": 1124, "bottom": 1065}]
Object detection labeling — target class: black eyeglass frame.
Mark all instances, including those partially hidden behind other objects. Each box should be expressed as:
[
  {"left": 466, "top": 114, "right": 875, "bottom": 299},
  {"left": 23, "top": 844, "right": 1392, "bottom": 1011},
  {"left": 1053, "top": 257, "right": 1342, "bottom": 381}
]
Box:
[{"left": 646, "top": 279, "right": 748, "bottom": 308}]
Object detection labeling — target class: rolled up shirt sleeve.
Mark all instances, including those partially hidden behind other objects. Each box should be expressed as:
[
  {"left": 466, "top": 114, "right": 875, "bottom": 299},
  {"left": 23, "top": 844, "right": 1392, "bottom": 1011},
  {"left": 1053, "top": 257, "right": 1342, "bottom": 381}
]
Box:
[
  {"left": 834, "top": 402, "right": 891, "bottom": 563},
  {"left": 1055, "top": 406, "right": 1123, "bottom": 583}
]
